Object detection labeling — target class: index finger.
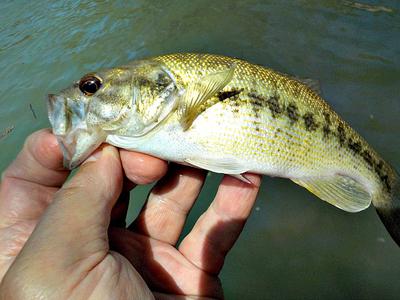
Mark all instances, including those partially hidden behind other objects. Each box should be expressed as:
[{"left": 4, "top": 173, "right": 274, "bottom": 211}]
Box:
[
  {"left": 120, "top": 149, "right": 168, "bottom": 185},
  {"left": 2, "top": 129, "right": 69, "bottom": 187}
]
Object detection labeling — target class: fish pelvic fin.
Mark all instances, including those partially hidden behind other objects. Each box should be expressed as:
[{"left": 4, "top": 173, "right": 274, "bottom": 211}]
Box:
[
  {"left": 292, "top": 173, "right": 371, "bottom": 212},
  {"left": 179, "top": 64, "right": 236, "bottom": 131},
  {"left": 372, "top": 170, "right": 400, "bottom": 247},
  {"left": 184, "top": 156, "right": 249, "bottom": 174}
]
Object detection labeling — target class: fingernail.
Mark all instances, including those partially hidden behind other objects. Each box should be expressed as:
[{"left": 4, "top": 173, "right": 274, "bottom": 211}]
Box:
[{"left": 102, "top": 145, "right": 119, "bottom": 159}]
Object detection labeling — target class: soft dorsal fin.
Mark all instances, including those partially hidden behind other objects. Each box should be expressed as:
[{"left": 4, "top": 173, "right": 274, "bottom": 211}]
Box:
[
  {"left": 292, "top": 174, "right": 371, "bottom": 212},
  {"left": 179, "top": 65, "right": 236, "bottom": 130}
]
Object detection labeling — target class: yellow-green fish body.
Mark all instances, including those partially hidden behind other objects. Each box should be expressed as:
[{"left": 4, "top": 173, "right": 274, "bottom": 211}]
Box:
[{"left": 48, "top": 53, "right": 400, "bottom": 245}]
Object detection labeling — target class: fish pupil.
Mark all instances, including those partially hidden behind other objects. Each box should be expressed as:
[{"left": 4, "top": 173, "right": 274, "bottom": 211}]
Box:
[{"left": 79, "top": 76, "right": 102, "bottom": 96}]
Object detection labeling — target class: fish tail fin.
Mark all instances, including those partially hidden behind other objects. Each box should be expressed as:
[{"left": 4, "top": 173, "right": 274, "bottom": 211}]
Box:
[{"left": 372, "top": 170, "right": 400, "bottom": 246}]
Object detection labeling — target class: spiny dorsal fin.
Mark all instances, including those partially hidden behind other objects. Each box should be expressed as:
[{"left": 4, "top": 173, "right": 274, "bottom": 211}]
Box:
[
  {"left": 293, "top": 77, "right": 321, "bottom": 95},
  {"left": 292, "top": 174, "right": 371, "bottom": 212},
  {"left": 179, "top": 64, "right": 236, "bottom": 130},
  {"left": 274, "top": 68, "right": 322, "bottom": 95}
]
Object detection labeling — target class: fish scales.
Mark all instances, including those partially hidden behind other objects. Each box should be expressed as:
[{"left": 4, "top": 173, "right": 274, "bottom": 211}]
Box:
[
  {"left": 155, "top": 54, "right": 386, "bottom": 180},
  {"left": 47, "top": 53, "right": 400, "bottom": 247}
]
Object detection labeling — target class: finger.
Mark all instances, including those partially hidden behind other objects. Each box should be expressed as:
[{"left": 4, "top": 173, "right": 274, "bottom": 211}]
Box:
[
  {"left": 130, "top": 164, "right": 206, "bottom": 245},
  {"left": 12, "top": 145, "right": 123, "bottom": 276},
  {"left": 0, "top": 178, "right": 57, "bottom": 227},
  {"left": 109, "top": 228, "right": 224, "bottom": 299},
  {"left": 0, "top": 129, "right": 69, "bottom": 227},
  {"left": 179, "top": 174, "right": 261, "bottom": 275},
  {"left": 2, "top": 129, "right": 69, "bottom": 187},
  {"left": 120, "top": 149, "right": 168, "bottom": 185}
]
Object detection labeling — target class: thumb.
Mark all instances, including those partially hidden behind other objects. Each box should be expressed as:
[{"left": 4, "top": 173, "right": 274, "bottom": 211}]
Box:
[{"left": 14, "top": 145, "right": 123, "bottom": 277}]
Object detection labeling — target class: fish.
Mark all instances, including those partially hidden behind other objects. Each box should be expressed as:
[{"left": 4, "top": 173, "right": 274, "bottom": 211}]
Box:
[{"left": 47, "top": 53, "right": 400, "bottom": 246}]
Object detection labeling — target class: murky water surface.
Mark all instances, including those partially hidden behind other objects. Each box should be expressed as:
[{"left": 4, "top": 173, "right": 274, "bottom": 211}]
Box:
[{"left": 1, "top": 1, "right": 399, "bottom": 298}]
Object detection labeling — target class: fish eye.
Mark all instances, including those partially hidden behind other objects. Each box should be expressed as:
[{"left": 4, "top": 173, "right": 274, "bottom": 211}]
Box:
[{"left": 79, "top": 75, "right": 102, "bottom": 96}]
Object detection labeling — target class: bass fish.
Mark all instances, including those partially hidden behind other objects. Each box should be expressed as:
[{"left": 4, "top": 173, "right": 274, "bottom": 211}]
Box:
[{"left": 47, "top": 53, "right": 400, "bottom": 246}]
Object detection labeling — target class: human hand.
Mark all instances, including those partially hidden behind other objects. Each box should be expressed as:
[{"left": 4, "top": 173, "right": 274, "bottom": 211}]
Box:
[{"left": 0, "top": 129, "right": 261, "bottom": 299}]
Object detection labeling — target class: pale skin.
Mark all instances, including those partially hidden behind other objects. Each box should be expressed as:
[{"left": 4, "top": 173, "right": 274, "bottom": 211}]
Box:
[{"left": 0, "top": 129, "right": 261, "bottom": 299}]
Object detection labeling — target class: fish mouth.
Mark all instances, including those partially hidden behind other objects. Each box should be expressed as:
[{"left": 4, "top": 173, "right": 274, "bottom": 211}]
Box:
[
  {"left": 47, "top": 94, "right": 105, "bottom": 169},
  {"left": 47, "top": 94, "right": 68, "bottom": 136},
  {"left": 55, "top": 128, "right": 104, "bottom": 169}
]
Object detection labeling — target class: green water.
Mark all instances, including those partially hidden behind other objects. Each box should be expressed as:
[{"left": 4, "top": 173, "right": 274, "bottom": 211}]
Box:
[{"left": 1, "top": 0, "right": 399, "bottom": 298}]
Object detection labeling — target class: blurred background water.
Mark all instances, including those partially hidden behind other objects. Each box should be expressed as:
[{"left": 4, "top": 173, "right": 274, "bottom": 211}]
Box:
[{"left": 1, "top": 0, "right": 399, "bottom": 298}]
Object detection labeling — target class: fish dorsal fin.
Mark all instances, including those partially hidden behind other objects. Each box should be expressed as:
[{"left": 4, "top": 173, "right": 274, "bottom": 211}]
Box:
[
  {"left": 184, "top": 156, "right": 249, "bottom": 174},
  {"left": 179, "top": 65, "right": 236, "bottom": 130},
  {"left": 292, "top": 174, "right": 372, "bottom": 212},
  {"left": 275, "top": 69, "right": 321, "bottom": 95},
  {"left": 292, "top": 77, "right": 321, "bottom": 95}
]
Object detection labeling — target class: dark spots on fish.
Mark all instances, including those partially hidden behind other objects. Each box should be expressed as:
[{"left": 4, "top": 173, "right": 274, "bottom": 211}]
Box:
[
  {"left": 248, "top": 92, "right": 268, "bottom": 108},
  {"left": 361, "top": 150, "right": 374, "bottom": 167},
  {"left": 274, "top": 128, "right": 282, "bottom": 137},
  {"left": 248, "top": 92, "right": 268, "bottom": 116},
  {"left": 218, "top": 88, "right": 243, "bottom": 101},
  {"left": 248, "top": 92, "right": 262, "bottom": 101},
  {"left": 138, "top": 77, "right": 151, "bottom": 86},
  {"left": 255, "top": 126, "right": 261, "bottom": 133},
  {"left": 232, "top": 108, "right": 240, "bottom": 113},
  {"left": 381, "top": 174, "right": 391, "bottom": 192},
  {"left": 323, "top": 124, "right": 331, "bottom": 138},
  {"left": 286, "top": 104, "right": 299, "bottom": 124},
  {"left": 156, "top": 72, "right": 171, "bottom": 89},
  {"left": 321, "top": 112, "right": 332, "bottom": 138},
  {"left": 303, "top": 113, "right": 318, "bottom": 131},
  {"left": 266, "top": 95, "right": 283, "bottom": 118},
  {"left": 323, "top": 112, "right": 331, "bottom": 125},
  {"left": 253, "top": 101, "right": 264, "bottom": 110},
  {"left": 359, "top": 151, "right": 391, "bottom": 192},
  {"left": 374, "top": 160, "right": 391, "bottom": 192},
  {"left": 337, "top": 124, "right": 346, "bottom": 146},
  {"left": 348, "top": 138, "right": 362, "bottom": 154}
]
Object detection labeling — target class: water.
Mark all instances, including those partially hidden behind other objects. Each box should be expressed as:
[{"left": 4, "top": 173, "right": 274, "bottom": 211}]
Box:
[{"left": 1, "top": 0, "right": 399, "bottom": 298}]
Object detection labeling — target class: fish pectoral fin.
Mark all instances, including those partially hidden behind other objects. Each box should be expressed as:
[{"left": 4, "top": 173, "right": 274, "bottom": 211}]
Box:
[
  {"left": 292, "top": 174, "right": 372, "bottom": 212},
  {"left": 179, "top": 64, "right": 236, "bottom": 131},
  {"left": 184, "top": 156, "right": 249, "bottom": 175}
]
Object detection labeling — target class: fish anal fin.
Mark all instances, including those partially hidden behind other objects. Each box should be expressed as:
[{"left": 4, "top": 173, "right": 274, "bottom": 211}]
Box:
[
  {"left": 292, "top": 174, "right": 371, "bottom": 212},
  {"left": 179, "top": 64, "right": 236, "bottom": 130}
]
